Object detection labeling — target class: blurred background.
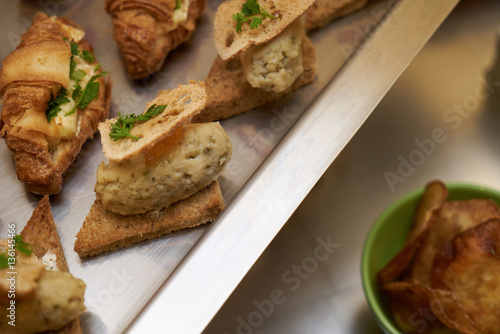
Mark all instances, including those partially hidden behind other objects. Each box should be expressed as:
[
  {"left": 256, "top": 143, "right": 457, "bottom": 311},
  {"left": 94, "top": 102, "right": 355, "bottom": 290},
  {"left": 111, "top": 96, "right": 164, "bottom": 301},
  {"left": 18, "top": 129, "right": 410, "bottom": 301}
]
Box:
[{"left": 204, "top": 1, "right": 500, "bottom": 333}]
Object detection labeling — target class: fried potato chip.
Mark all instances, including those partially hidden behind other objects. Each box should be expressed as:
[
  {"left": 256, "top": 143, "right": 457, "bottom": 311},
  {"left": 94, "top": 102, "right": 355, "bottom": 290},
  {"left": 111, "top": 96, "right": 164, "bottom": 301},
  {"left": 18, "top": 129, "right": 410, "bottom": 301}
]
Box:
[
  {"left": 382, "top": 280, "right": 442, "bottom": 333},
  {"left": 382, "top": 280, "right": 480, "bottom": 334},
  {"left": 377, "top": 181, "right": 448, "bottom": 283},
  {"left": 431, "top": 219, "right": 500, "bottom": 334},
  {"left": 411, "top": 199, "right": 500, "bottom": 285}
]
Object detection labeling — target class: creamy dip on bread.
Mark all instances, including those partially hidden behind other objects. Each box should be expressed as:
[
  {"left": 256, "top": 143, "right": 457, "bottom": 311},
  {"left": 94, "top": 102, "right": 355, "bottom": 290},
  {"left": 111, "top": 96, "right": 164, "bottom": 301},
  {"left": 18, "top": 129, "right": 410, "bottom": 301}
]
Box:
[
  {"left": 96, "top": 122, "right": 232, "bottom": 215},
  {"left": 240, "top": 18, "right": 304, "bottom": 93}
]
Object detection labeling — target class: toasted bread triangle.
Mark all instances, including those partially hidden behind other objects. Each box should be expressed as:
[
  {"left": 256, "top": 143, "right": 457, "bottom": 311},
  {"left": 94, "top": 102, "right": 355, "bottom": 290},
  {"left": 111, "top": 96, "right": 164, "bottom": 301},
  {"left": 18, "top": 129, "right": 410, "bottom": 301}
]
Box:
[
  {"left": 20, "top": 195, "right": 83, "bottom": 334},
  {"left": 74, "top": 181, "right": 224, "bottom": 258},
  {"left": 99, "top": 80, "right": 207, "bottom": 162},
  {"left": 214, "top": 0, "right": 315, "bottom": 61}
]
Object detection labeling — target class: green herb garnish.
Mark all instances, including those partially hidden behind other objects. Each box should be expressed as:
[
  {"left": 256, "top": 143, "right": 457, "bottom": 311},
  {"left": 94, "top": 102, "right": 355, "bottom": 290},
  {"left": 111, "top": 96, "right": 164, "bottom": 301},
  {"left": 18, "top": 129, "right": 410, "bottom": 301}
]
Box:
[
  {"left": 47, "top": 41, "right": 106, "bottom": 123},
  {"left": 0, "top": 235, "right": 33, "bottom": 269},
  {"left": 174, "top": 0, "right": 182, "bottom": 10},
  {"left": 0, "top": 254, "right": 8, "bottom": 269},
  {"left": 14, "top": 235, "right": 32, "bottom": 256},
  {"left": 109, "top": 104, "right": 167, "bottom": 141},
  {"left": 66, "top": 65, "right": 107, "bottom": 116},
  {"left": 232, "top": 0, "right": 276, "bottom": 33},
  {"left": 81, "top": 50, "right": 94, "bottom": 63},
  {"left": 69, "top": 41, "right": 94, "bottom": 65},
  {"left": 70, "top": 69, "right": 86, "bottom": 82},
  {"left": 47, "top": 87, "right": 71, "bottom": 122}
]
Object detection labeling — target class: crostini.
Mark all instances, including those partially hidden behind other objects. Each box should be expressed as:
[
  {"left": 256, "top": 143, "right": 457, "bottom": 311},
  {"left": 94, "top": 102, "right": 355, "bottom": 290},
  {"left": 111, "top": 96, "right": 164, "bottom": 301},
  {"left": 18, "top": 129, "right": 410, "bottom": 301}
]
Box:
[
  {"left": 195, "top": 0, "right": 317, "bottom": 122},
  {"left": 75, "top": 81, "right": 232, "bottom": 257}
]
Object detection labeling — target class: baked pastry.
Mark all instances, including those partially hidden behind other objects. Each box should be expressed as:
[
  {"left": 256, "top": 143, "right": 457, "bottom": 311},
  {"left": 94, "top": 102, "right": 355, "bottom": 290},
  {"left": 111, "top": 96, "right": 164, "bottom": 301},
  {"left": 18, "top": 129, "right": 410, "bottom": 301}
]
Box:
[
  {"left": 195, "top": 0, "right": 317, "bottom": 122},
  {"left": 105, "top": 0, "right": 207, "bottom": 79},
  {"left": 75, "top": 81, "right": 232, "bottom": 257},
  {"left": 0, "top": 12, "right": 111, "bottom": 195},
  {"left": 0, "top": 196, "right": 86, "bottom": 333},
  {"left": 305, "top": 0, "right": 368, "bottom": 30}
]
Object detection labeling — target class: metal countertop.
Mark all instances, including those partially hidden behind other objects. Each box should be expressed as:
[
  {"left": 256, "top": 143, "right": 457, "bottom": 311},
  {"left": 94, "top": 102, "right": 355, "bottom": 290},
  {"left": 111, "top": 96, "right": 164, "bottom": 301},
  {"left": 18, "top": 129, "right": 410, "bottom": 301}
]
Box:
[
  {"left": 0, "top": 0, "right": 459, "bottom": 332},
  {"left": 204, "top": 1, "right": 500, "bottom": 333}
]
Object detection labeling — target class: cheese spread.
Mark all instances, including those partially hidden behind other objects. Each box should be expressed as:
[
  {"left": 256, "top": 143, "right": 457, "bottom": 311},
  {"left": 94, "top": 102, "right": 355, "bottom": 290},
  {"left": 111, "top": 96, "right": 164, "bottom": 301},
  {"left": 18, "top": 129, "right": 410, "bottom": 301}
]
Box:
[
  {"left": 96, "top": 122, "right": 232, "bottom": 215},
  {"left": 240, "top": 18, "right": 304, "bottom": 93}
]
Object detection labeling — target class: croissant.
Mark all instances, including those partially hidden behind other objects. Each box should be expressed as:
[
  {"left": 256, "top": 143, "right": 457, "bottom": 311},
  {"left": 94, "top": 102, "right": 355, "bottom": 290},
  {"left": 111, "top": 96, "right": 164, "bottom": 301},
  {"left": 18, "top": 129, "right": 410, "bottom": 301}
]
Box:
[
  {"left": 106, "top": 0, "right": 206, "bottom": 79},
  {"left": 0, "top": 12, "right": 111, "bottom": 195}
]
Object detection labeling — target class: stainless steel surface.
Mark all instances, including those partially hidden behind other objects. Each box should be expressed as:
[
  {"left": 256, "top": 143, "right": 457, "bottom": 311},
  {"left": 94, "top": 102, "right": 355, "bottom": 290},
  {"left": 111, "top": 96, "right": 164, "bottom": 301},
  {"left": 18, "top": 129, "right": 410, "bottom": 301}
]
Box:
[
  {"left": 204, "top": 1, "right": 500, "bottom": 333},
  {"left": 128, "top": 0, "right": 458, "bottom": 333},
  {"left": 0, "top": 0, "right": 456, "bottom": 333}
]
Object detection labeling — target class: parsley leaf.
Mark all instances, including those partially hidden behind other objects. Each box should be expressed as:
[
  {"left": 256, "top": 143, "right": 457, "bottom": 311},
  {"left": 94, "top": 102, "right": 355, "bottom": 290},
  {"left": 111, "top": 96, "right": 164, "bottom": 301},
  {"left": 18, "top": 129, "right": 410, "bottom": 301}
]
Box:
[
  {"left": 0, "top": 254, "right": 8, "bottom": 269},
  {"left": 66, "top": 65, "right": 107, "bottom": 116},
  {"left": 70, "top": 69, "right": 86, "bottom": 82},
  {"left": 70, "top": 59, "right": 77, "bottom": 74},
  {"left": 110, "top": 113, "right": 138, "bottom": 141},
  {"left": 249, "top": 17, "right": 262, "bottom": 29},
  {"left": 72, "top": 81, "right": 82, "bottom": 101},
  {"left": 70, "top": 41, "right": 79, "bottom": 56},
  {"left": 69, "top": 41, "right": 94, "bottom": 64},
  {"left": 14, "top": 235, "right": 32, "bottom": 256},
  {"left": 109, "top": 104, "right": 168, "bottom": 141},
  {"left": 47, "top": 88, "right": 71, "bottom": 122},
  {"left": 81, "top": 50, "right": 94, "bottom": 63},
  {"left": 174, "top": 0, "right": 182, "bottom": 10},
  {"left": 0, "top": 235, "right": 33, "bottom": 269},
  {"left": 242, "top": 0, "right": 260, "bottom": 15},
  {"left": 232, "top": 0, "right": 276, "bottom": 33}
]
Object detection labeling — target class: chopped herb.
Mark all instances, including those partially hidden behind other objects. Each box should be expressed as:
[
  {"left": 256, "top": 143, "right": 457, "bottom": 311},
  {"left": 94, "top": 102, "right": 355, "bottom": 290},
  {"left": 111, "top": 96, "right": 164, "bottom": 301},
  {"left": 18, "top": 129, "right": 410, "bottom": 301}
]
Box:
[
  {"left": 232, "top": 0, "right": 276, "bottom": 33},
  {"left": 14, "top": 235, "right": 32, "bottom": 256},
  {"left": 109, "top": 104, "right": 167, "bottom": 141},
  {"left": 70, "top": 41, "right": 79, "bottom": 56},
  {"left": 174, "top": 0, "right": 182, "bottom": 10},
  {"left": 68, "top": 41, "right": 94, "bottom": 79},
  {"left": 70, "top": 58, "right": 77, "bottom": 74},
  {"left": 0, "top": 254, "right": 8, "bottom": 269},
  {"left": 66, "top": 65, "right": 107, "bottom": 116},
  {"left": 110, "top": 113, "right": 139, "bottom": 141},
  {"left": 72, "top": 81, "right": 82, "bottom": 101},
  {"left": 0, "top": 235, "right": 33, "bottom": 269},
  {"left": 47, "top": 88, "right": 71, "bottom": 122},
  {"left": 81, "top": 50, "right": 94, "bottom": 63},
  {"left": 70, "top": 69, "right": 86, "bottom": 82},
  {"left": 46, "top": 40, "right": 106, "bottom": 123},
  {"left": 69, "top": 41, "right": 94, "bottom": 64}
]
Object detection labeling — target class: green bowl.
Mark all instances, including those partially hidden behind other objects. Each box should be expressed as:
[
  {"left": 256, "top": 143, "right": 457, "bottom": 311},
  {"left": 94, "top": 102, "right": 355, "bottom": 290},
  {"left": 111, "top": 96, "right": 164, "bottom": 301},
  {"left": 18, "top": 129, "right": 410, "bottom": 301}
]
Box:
[{"left": 361, "top": 182, "right": 500, "bottom": 334}]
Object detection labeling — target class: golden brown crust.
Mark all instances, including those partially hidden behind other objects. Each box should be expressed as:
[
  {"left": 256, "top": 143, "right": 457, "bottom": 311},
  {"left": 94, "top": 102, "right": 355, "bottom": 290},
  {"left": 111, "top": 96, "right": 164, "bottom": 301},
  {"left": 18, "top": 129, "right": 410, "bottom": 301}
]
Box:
[
  {"left": 0, "top": 40, "right": 71, "bottom": 95},
  {"left": 21, "top": 196, "right": 69, "bottom": 272},
  {"left": 99, "top": 80, "right": 207, "bottom": 162},
  {"left": 20, "top": 195, "right": 82, "bottom": 334},
  {"left": 213, "top": 0, "right": 315, "bottom": 61},
  {"left": 106, "top": 0, "right": 206, "bottom": 79},
  {"left": 0, "top": 12, "right": 112, "bottom": 195},
  {"left": 305, "top": 0, "right": 368, "bottom": 30},
  {"left": 74, "top": 180, "right": 224, "bottom": 257},
  {"left": 194, "top": 34, "right": 317, "bottom": 122}
]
